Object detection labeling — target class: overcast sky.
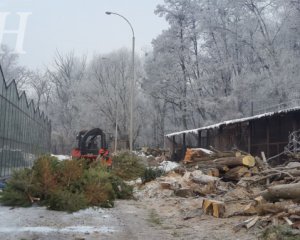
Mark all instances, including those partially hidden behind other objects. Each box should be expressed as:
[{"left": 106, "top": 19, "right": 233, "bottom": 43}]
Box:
[{"left": 1, "top": 0, "right": 168, "bottom": 70}]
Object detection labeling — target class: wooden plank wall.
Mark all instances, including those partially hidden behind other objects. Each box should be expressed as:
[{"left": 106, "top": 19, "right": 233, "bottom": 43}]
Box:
[{"left": 167, "top": 111, "right": 300, "bottom": 161}]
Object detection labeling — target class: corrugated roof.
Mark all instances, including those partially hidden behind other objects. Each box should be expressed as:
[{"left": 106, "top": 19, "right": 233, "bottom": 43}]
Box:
[{"left": 165, "top": 106, "right": 300, "bottom": 137}]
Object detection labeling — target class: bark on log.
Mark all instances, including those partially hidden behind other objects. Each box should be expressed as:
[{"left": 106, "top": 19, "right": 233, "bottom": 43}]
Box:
[
  {"left": 255, "top": 202, "right": 288, "bottom": 215},
  {"left": 190, "top": 156, "right": 215, "bottom": 162},
  {"left": 223, "top": 166, "right": 251, "bottom": 181},
  {"left": 214, "top": 155, "right": 255, "bottom": 167},
  {"left": 192, "top": 174, "right": 219, "bottom": 184},
  {"left": 184, "top": 148, "right": 213, "bottom": 163},
  {"left": 261, "top": 182, "right": 300, "bottom": 201}
]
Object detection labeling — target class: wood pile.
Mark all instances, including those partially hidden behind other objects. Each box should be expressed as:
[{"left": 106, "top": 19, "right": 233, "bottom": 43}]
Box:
[
  {"left": 137, "top": 146, "right": 300, "bottom": 236},
  {"left": 183, "top": 147, "right": 257, "bottom": 181},
  {"left": 204, "top": 157, "right": 300, "bottom": 234},
  {"left": 181, "top": 148, "right": 300, "bottom": 235}
]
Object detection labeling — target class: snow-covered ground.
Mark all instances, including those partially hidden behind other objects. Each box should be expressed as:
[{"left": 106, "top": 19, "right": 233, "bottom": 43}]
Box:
[
  {"left": 51, "top": 154, "right": 70, "bottom": 161},
  {"left": 158, "top": 161, "right": 179, "bottom": 172},
  {"left": 0, "top": 205, "right": 117, "bottom": 240},
  {"left": 0, "top": 201, "right": 176, "bottom": 240}
]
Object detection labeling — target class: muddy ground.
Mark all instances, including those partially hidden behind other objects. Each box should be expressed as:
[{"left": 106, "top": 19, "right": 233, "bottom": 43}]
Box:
[{"left": 0, "top": 198, "right": 258, "bottom": 240}]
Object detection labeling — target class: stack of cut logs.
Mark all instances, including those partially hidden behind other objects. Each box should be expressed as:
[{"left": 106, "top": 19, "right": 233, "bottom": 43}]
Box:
[
  {"left": 184, "top": 148, "right": 258, "bottom": 181},
  {"left": 230, "top": 160, "right": 300, "bottom": 231},
  {"left": 183, "top": 147, "right": 300, "bottom": 232}
]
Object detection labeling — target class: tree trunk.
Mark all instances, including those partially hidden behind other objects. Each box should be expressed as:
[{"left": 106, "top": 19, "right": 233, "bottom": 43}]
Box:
[{"left": 261, "top": 182, "right": 300, "bottom": 201}]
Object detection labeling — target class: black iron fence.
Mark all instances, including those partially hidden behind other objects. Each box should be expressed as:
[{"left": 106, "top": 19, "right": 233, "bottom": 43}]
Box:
[{"left": 0, "top": 66, "right": 51, "bottom": 178}]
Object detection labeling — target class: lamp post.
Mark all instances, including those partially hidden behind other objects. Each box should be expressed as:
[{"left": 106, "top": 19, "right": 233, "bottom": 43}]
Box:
[{"left": 105, "top": 11, "right": 135, "bottom": 153}]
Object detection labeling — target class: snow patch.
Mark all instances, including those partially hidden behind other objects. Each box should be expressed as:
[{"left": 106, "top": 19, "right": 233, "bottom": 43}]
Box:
[
  {"left": 125, "top": 178, "right": 142, "bottom": 186},
  {"left": 0, "top": 226, "right": 115, "bottom": 234},
  {"left": 158, "top": 161, "right": 179, "bottom": 172},
  {"left": 133, "top": 151, "right": 154, "bottom": 159},
  {"left": 51, "top": 154, "right": 70, "bottom": 161},
  {"left": 191, "top": 148, "right": 214, "bottom": 155}
]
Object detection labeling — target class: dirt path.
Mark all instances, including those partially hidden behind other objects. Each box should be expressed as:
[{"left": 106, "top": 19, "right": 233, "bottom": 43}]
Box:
[
  {"left": 0, "top": 198, "right": 257, "bottom": 240},
  {"left": 0, "top": 200, "right": 173, "bottom": 240}
]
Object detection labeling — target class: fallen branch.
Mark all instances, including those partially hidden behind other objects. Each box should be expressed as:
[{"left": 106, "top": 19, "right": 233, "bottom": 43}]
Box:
[{"left": 233, "top": 216, "right": 260, "bottom": 232}]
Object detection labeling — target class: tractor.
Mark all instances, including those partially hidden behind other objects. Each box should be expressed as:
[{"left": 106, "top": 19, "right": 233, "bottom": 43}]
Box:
[{"left": 71, "top": 128, "right": 111, "bottom": 166}]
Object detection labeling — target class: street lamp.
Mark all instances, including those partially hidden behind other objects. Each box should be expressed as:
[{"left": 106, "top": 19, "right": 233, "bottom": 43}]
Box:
[{"left": 105, "top": 11, "right": 135, "bottom": 153}]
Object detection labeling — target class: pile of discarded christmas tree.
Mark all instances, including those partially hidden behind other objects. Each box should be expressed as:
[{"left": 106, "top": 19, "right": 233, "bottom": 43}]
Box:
[{"left": 0, "top": 152, "right": 145, "bottom": 212}]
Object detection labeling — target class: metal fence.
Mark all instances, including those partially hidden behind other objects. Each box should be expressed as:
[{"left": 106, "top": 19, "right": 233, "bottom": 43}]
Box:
[{"left": 0, "top": 66, "right": 51, "bottom": 178}]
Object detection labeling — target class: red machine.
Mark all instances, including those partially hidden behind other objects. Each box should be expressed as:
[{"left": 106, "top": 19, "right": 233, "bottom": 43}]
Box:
[{"left": 71, "top": 128, "right": 109, "bottom": 160}]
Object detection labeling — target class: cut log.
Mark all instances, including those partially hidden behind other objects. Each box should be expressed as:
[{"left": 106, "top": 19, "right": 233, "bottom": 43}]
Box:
[
  {"left": 235, "top": 151, "right": 242, "bottom": 157},
  {"left": 192, "top": 174, "right": 219, "bottom": 184},
  {"left": 221, "top": 166, "right": 230, "bottom": 172},
  {"left": 184, "top": 148, "right": 213, "bottom": 163},
  {"left": 250, "top": 166, "right": 259, "bottom": 174},
  {"left": 174, "top": 188, "right": 194, "bottom": 198},
  {"left": 212, "top": 201, "right": 225, "bottom": 218},
  {"left": 223, "top": 166, "right": 250, "bottom": 181},
  {"left": 288, "top": 206, "right": 300, "bottom": 215},
  {"left": 202, "top": 199, "right": 225, "bottom": 218},
  {"left": 244, "top": 203, "right": 257, "bottom": 215},
  {"left": 190, "top": 156, "right": 215, "bottom": 162},
  {"left": 202, "top": 199, "right": 213, "bottom": 215},
  {"left": 255, "top": 196, "right": 267, "bottom": 205},
  {"left": 214, "top": 155, "right": 255, "bottom": 167},
  {"left": 160, "top": 182, "right": 172, "bottom": 189},
  {"left": 255, "top": 202, "right": 287, "bottom": 215},
  {"left": 261, "top": 182, "right": 300, "bottom": 201},
  {"left": 209, "top": 146, "right": 236, "bottom": 158},
  {"left": 184, "top": 148, "right": 194, "bottom": 163},
  {"left": 192, "top": 182, "right": 216, "bottom": 196},
  {"left": 207, "top": 168, "right": 220, "bottom": 177}
]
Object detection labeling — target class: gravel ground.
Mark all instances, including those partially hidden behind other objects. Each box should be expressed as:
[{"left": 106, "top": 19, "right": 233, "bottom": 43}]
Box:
[
  {"left": 0, "top": 200, "right": 173, "bottom": 240},
  {"left": 0, "top": 199, "right": 258, "bottom": 240}
]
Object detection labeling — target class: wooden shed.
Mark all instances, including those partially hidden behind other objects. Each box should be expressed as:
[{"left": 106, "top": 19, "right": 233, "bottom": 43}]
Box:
[{"left": 165, "top": 107, "right": 300, "bottom": 161}]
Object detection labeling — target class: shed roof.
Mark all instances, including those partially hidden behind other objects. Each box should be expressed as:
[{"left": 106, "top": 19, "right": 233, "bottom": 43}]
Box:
[{"left": 165, "top": 106, "right": 300, "bottom": 137}]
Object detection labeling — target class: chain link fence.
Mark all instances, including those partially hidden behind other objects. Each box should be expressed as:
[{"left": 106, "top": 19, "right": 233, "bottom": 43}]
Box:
[{"left": 0, "top": 66, "right": 51, "bottom": 178}]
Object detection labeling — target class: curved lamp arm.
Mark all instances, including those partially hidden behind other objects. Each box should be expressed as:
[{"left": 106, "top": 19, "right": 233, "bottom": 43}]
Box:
[{"left": 105, "top": 11, "right": 135, "bottom": 38}]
